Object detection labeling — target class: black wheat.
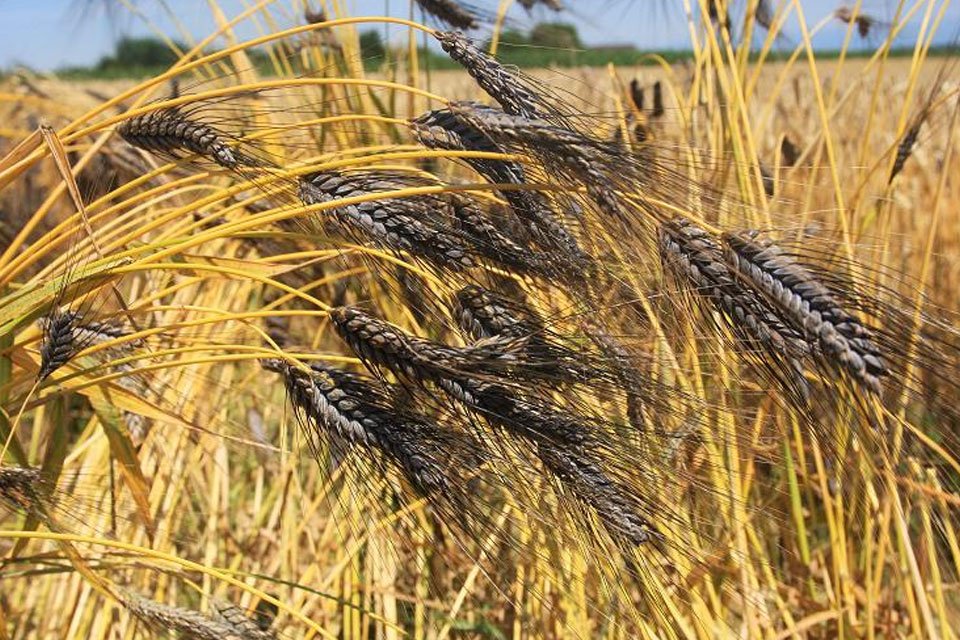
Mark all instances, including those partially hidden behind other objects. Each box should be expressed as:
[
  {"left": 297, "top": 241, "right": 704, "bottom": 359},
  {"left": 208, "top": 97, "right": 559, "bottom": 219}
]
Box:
[
  {"left": 415, "top": 0, "right": 478, "bottom": 29},
  {"left": 117, "top": 107, "right": 258, "bottom": 169},
  {"left": 722, "top": 231, "right": 887, "bottom": 393}
]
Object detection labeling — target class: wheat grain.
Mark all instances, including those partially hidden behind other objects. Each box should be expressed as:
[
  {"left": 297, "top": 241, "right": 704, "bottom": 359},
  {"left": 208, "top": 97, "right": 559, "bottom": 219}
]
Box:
[
  {"left": 722, "top": 231, "right": 887, "bottom": 393},
  {"left": 434, "top": 31, "right": 545, "bottom": 119},
  {"left": 117, "top": 107, "right": 258, "bottom": 169},
  {"left": 120, "top": 588, "right": 262, "bottom": 640},
  {"left": 298, "top": 171, "right": 477, "bottom": 271},
  {"left": 210, "top": 601, "right": 277, "bottom": 640}
]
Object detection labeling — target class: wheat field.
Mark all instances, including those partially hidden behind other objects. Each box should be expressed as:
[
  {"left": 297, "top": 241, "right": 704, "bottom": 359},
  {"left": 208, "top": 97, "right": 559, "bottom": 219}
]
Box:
[{"left": 1, "top": 1, "right": 959, "bottom": 638}]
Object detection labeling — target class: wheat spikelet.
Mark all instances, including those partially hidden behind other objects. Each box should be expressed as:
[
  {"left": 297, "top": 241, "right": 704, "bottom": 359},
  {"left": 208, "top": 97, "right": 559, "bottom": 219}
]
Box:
[
  {"left": 410, "top": 108, "right": 589, "bottom": 269},
  {"left": 210, "top": 601, "right": 277, "bottom": 640},
  {"left": 0, "top": 466, "right": 45, "bottom": 515},
  {"left": 261, "top": 358, "right": 482, "bottom": 503},
  {"left": 37, "top": 309, "right": 80, "bottom": 380},
  {"left": 120, "top": 588, "right": 261, "bottom": 640},
  {"left": 439, "top": 101, "right": 629, "bottom": 219},
  {"left": 117, "top": 107, "right": 258, "bottom": 169},
  {"left": 890, "top": 120, "right": 922, "bottom": 183},
  {"left": 415, "top": 0, "right": 478, "bottom": 29},
  {"left": 658, "top": 218, "right": 814, "bottom": 405},
  {"left": 298, "top": 171, "right": 477, "bottom": 271},
  {"left": 722, "top": 231, "right": 888, "bottom": 393},
  {"left": 434, "top": 31, "right": 545, "bottom": 120},
  {"left": 328, "top": 307, "right": 660, "bottom": 546},
  {"left": 39, "top": 304, "right": 141, "bottom": 384}
]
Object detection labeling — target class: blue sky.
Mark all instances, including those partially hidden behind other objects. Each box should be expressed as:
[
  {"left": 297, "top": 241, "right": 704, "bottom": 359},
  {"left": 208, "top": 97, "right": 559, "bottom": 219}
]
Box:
[{"left": 0, "top": 1, "right": 956, "bottom": 71}]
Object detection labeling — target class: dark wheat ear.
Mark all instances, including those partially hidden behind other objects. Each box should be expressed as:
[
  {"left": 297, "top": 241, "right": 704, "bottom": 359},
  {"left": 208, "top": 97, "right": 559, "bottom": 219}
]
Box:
[
  {"left": 410, "top": 107, "right": 590, "bottom": 272},
  {"left": 451, "top": 284, "right": 595, "bottom": 381},
  {"left": 651, "top": 81, "right": 664, "bottom": 119},
  {"left": 261, "top": 358, "right": 482, "bottom": 511},
  {"left": 756, "top": 0, "right": 774, "bottom": 31},
  {"left": 116, "top": 107, "right": 262, "bottom": 169},
  {"left": 0, "top": 466, "right": 45, "bottom": 515},
  {"left": 721, "top": 231, "right": 887, "bottom": 394},
  {"left": 586, "top": 327, "right": 647, "bottom": 432},
  {"left": 119, "top": 588, "right": 271, "bottom": 640},
  {"left": 453, "top": 284, "right": 545, "bottom": 341},
  {"left": 889, "top": 121, "right": 922, "bottom": 183},
  {"left": 327, "top": 307, "right": 522, "bottom": 385},
  {"left": 38, "top": 310, "right": 142, "bottom": 381},
  {"left": 38, "top": 310, "right": 79, "bottom": 381},
  {"left": 297, "top": 171, "right": 477, "bottom": 272},
  {"left": 443, "top": 101, "right": 630, "bottom": 219},
  {"left": 415, "top": 0, "right": 479, "bottom": 29},
  {"left": 445, "top": 195, "right": 557, "bottom": 278},
  {"left": 327, "top": 307, "right": 661, "bottom": 549},
  {"left": 434, "top": 30, "right": 545, "bottom": 119},
  {"left": 834, "top": 6, "right": 882, "bottom": 38},
  {"left": 658, "top": 218, "right": 813, "bottom": 401},
  {"left": 518, "top": 0, "right": 564, "bottom": 11}
]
